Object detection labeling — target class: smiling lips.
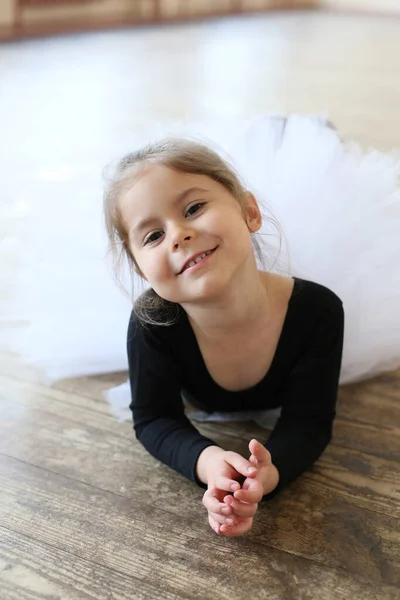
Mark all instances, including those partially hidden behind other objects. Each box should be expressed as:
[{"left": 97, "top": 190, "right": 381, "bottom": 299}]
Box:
[{"left": 179, "top": 247, "right": 217, "bottom": 274}]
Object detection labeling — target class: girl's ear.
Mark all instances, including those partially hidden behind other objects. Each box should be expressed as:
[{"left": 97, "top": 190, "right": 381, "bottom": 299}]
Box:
[{"left": 245, "top": 192, "right": 262, "bottom": 233}]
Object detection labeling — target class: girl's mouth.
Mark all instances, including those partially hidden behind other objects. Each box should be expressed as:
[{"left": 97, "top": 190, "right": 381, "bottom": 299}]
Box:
[{"left": 179, "top": 246, "right": 218, "bottom": 275}]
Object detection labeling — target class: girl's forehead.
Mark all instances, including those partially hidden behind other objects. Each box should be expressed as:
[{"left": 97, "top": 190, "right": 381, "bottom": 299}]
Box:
[
  {"left": 123, "top": 166, "right": 213, "bottom": 207},
  {"left": 134, "top": 164, "right": 206, "bottom": 189},
  {"left": 120, "top": 165, "right": 215, "bottom": 222}
]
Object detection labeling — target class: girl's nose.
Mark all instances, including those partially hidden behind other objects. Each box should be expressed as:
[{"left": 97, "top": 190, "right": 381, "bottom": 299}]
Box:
[{"left": 172, "top": 229, "right": 193, "bottom": 251}]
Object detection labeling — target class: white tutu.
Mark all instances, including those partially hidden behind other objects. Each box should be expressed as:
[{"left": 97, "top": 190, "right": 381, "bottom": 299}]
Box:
[{"left": 4, "top": 114, "right": 400, "bottom": 423}]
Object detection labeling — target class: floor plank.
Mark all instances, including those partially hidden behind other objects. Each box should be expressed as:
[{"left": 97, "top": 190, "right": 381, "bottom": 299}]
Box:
[
  {"left": 0, "top": 527, "right": 173, "bottom": 600},
  {"left": 1, "top": 456, "right": 399, "bottom": 599},
  {"left": 337, "top": 385, "right": 400, "bottom": 429},
  {"left": 0, "top": 395, "right": 399, "bottom": 584},
  {"left": 1, "top": 377, "right": 399, "bottom": 519}
]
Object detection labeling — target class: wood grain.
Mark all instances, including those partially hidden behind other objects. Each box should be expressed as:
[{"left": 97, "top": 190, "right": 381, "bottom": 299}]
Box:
[
  {"left": 1, "top": 456, "right": 400, "bottom": 599},
  {"left": 0, "top": 527, "right": 172, "bottom": 600},
  {"left": 1, "top": 373, "right": 399, "bottom": 518},
  {"left": 0, "top": 390, "right": 399, "bottom": 584}
]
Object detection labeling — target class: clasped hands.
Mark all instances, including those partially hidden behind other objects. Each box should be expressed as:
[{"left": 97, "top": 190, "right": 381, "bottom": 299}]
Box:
[{"left": 202, "top": 439, "right": 279, "bottom": 536}]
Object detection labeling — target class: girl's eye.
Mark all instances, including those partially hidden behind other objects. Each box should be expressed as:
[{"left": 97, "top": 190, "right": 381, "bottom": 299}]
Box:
[
  {"left": 143, "top": 203, "right": 205, "bottom": 246},
  {"left": 144, "top": 231, "right": 163, "bottom": 245},
  {"left": 186, "top": 202, "right": 205, "bottom": 217}
]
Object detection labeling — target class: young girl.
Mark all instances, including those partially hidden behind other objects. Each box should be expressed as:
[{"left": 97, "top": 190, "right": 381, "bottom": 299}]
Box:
[{"left": 103, "top": 137, "right": 345, "bottom": 537}]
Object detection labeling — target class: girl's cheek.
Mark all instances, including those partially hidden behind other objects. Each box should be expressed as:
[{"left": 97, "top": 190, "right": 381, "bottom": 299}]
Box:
[{"left": 145, "top": 252, "right": 168, "bottom": 280}]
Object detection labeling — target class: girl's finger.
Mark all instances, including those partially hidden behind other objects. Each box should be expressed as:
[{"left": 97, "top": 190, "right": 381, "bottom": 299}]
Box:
[
  {"left": 208, "top": 485, "right": 229, "bottom": 503},
  {"left": 208, "top": 514, "right": 221, "bottom": 535},
  {"left": 233, "top": 485, "right": 263, "bottom": 504},
  {"left": 231, "top": 475, "right": 264, "bottom": 503},
  {"left": 224, "top": 451, "right": 257, "bottom": 478},
  {"left": 249, "top": 454, "right": 259, "bottom": 468},
  {"left": 219, "top": 517, "right": 254, "bottom": 537},
  {"left": 214, "top": 475, "right": 242, "bottom": 494},
  {"left": 209, "top": 511, "right": 239, "bottom": 526},
  {"left": 223, "top": 494, "right": 258, "bottom": 518},
  {"left": 249, "top": 439, "right": 271, "bottom": 466},
  {"left": 202, "top": 489, "right": 227, "bottom": 514}
]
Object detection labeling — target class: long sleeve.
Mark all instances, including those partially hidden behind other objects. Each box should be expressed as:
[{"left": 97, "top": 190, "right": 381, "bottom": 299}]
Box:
[
  {"left": 127, "top": 313, "right": 218, "bottom": 484},
  {"left": 263, "top": 297, "right": 345, "bottom": 500}
]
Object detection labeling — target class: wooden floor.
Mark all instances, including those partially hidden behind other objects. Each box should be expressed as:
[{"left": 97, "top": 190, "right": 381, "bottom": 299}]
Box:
[{"left": 1, "top": 10, "right": 400, "bottom": 599}]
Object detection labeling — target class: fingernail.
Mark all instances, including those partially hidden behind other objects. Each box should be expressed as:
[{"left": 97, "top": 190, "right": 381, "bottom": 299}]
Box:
[
  {"left": 248, "top": 467, "right": 256, "bottom": 474},
  {"left": 222, "top": 508, "right": 230, "bottom": 515},
  {"left": 231, "top": 483, "right": 239, "bottom": 491},
  {"left": 226, "top": 518, "right": 233, "bottom": 525}
]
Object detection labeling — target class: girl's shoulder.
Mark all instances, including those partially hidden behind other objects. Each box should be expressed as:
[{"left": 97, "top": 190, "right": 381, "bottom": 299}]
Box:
[
  {"left": 292, "top": 276, "right": 343, "bottom": 311},
  {"left": 265, "top": 272, "right": 343, "bottom": 320}
]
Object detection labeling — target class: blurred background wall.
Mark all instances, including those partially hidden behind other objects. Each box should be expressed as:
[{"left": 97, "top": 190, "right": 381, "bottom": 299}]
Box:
[
  {"left": 318, "top": 0, "right": 399, "bottom": 10},
  {"left": 1, "top": 0, "right": 399, "bottom": 41}
]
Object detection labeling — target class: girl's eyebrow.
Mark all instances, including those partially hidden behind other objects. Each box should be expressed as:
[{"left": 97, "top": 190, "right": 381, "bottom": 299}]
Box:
[{"left": 131, "top": 186, "right": 208, "bottom": 239}]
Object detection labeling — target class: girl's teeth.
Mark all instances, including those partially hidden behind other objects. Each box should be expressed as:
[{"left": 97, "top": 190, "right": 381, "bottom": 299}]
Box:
[{"left": 186, "top": 251, "right": 210, "bottom": 270}]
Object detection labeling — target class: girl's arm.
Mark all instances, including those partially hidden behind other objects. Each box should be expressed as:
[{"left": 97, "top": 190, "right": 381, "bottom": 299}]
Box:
[
  {"left": 262, "top": 296, "right": 345, "bottom": 500},
  {"left": 127, "top": 313, "right": 219, "bottom": 486}
]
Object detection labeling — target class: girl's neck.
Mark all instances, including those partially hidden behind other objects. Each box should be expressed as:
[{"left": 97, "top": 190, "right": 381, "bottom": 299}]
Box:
[{"left": 183, "top": 268, "right": 271, "bottom": 343}]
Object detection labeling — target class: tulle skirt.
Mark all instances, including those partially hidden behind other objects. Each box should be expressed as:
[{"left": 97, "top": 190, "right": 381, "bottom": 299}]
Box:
[{"left": 4, "top": 114, "right": 400, "bottom": 423}]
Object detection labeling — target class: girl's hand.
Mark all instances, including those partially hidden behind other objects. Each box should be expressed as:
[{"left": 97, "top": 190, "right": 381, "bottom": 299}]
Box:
[
  {"left": 205, "top": 485, "right": 256, "bottom": 536},
  {"left": 218, "top": 440, "right": 279, "bottom": 536},
  {"left": 201, "top": 449, "right": 257, "bottom": 536},
  {"left": 232, "top": 439, "right": 279, "bottom": 505}
]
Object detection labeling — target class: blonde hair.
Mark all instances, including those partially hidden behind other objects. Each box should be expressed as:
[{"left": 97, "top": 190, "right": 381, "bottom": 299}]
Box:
[{"left": 103, "top": 137, "right": 284, "bottom": 327}]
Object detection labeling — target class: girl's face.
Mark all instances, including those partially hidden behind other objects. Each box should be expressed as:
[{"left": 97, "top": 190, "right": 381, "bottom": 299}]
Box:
[{"left": 120, "top": 164, "right": 262, "bottom": 305}]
